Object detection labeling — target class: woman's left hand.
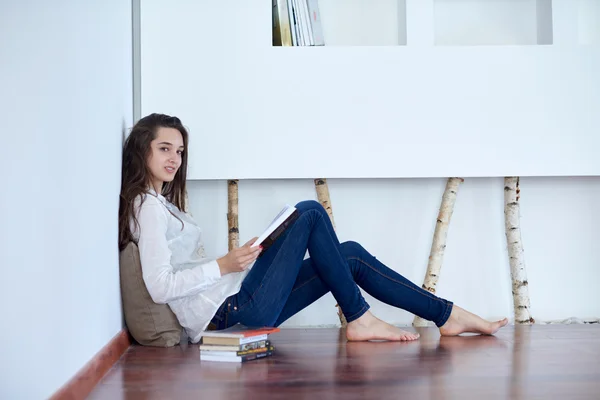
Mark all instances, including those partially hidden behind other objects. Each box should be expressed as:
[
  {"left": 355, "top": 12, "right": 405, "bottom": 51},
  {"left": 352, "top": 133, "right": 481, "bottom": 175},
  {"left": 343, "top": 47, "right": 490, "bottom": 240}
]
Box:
[{"left": 216, "top": 237, "right": 262, "bottom": 275}]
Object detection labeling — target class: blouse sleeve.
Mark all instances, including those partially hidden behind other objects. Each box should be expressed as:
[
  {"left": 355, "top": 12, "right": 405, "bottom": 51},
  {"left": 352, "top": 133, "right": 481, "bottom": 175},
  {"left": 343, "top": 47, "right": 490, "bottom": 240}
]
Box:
[{"left": 135, "top": 196, "right": 222, "bottom": 304}]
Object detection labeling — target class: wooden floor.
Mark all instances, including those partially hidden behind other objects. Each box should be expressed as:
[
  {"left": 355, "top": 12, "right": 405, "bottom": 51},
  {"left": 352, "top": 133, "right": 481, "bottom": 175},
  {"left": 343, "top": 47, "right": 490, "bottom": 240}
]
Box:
[{"left": 88, "top": 324, "right": 600, "bottom": 400}]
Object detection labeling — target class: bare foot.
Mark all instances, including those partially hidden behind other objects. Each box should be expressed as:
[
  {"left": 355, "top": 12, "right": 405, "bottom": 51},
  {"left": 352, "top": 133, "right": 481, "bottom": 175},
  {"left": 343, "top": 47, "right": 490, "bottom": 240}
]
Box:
[
  {"left": 346, "top": 311, "right": 419, "bottom": 341},
  {"left": 439, "top": 305, "right": 508, "bottom": 336}
]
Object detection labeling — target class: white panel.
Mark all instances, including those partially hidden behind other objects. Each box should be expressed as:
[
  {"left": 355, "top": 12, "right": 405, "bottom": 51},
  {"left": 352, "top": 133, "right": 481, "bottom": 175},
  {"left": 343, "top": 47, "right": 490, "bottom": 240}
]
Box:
[{"left": 140, "top": 0, "right": 600, "bottom": 180}]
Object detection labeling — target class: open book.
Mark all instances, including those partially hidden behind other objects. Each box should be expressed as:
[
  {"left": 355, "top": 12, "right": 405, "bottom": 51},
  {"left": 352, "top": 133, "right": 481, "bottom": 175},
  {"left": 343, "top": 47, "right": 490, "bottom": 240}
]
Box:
[{"left": 252, "top": 204, "right": 299, "bottom": 255}]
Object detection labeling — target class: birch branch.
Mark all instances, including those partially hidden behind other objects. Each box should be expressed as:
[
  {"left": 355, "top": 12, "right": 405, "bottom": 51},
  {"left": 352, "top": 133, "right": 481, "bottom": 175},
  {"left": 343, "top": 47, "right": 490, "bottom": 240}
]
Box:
[
  {"left": 413, "top": 177, "right": 463, "bottom": 327},
  {"left": 314, "top": 178, "right": 346, "bottom": 327},
  {"left": 227, "top": 179, "right": 239, "bottom": 251},
  {"left": 504, "top": 177, "right": 534, "bottom": 325}
]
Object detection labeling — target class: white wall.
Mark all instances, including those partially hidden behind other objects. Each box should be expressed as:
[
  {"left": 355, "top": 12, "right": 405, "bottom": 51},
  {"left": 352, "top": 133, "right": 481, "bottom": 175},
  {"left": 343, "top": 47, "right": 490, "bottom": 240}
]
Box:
[
  {"left": 187, "top": 176, "right": 600, "bottom": 327},
  {"left": 0, "top": 1, "right": 132, "bottom": 399}
]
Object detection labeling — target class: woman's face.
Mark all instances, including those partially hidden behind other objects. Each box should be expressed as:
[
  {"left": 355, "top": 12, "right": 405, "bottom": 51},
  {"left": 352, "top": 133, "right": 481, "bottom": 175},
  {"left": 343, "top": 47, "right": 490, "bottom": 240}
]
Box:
[{"left": 147, "top": 127, "right": 184, "bottom": 192}]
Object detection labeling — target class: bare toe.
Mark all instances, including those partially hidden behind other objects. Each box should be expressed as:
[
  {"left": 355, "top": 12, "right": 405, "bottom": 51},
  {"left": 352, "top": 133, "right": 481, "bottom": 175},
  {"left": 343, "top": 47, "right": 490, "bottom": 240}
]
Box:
[
  {"left": 489, "top": 318, "right": 509, "bottom": 334},
  {"left": 440, "top": 305, "right": 509, "bottom": 336}
]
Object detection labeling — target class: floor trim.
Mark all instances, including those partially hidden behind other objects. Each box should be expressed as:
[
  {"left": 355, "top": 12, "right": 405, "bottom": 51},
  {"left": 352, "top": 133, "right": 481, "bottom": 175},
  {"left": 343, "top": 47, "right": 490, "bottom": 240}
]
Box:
[{"left": 50, "top": 329, "right": 132, "bottom": 400}]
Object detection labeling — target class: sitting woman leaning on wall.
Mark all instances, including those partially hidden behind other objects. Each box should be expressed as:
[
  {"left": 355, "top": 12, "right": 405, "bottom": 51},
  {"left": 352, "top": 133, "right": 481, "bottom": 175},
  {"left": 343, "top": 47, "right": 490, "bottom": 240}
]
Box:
[{"left": 118, "top": 113, "right": 508, "bottom": 344}]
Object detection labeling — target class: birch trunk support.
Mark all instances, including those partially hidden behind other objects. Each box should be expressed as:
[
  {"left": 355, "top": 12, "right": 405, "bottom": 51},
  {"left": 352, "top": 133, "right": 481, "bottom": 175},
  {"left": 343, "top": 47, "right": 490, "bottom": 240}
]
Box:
[
  {"left": 314, "top": 178, "right": 336, "bottom": 229},
  {"left": 227, "top": 180, "right": 239, "bottom": 251},
  {"left": 504, "top": 177, "right": 534, "bottom": 325},
  {"left": 314, "top": 178, "right": 346, "bottom": 327},
  {"left": 413, "top": 177, "right": 464, "bottom": 327}
]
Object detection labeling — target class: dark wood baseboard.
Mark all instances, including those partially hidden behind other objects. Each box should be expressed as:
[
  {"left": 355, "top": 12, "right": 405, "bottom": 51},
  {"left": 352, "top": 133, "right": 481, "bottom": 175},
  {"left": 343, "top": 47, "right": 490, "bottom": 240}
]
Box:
[{"left": 50, "top": 329, "right": 132, "bottom": 400}]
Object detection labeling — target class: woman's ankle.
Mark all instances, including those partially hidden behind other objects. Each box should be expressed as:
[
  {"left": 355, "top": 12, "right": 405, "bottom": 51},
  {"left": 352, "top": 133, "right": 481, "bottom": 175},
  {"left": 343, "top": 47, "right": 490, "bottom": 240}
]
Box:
[
  {"left": 348, "top": 310, "right": 376, "bottom": 328},
  {"left": 348, "top": 306, "right": 376, "bottom": 324}
]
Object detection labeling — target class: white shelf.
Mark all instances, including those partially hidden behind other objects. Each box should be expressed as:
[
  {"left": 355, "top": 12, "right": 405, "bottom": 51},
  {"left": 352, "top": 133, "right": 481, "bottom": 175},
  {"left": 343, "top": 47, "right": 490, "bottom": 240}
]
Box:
[{"left": 141, "top": 1, "right": 600, "bottom": 179}]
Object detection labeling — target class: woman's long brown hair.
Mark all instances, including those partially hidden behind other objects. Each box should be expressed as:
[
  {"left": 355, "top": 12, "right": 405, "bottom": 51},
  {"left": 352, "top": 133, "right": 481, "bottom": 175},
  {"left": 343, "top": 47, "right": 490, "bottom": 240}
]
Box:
[{"left": 118, "top": 113, "right": 189, "bottom": 251}]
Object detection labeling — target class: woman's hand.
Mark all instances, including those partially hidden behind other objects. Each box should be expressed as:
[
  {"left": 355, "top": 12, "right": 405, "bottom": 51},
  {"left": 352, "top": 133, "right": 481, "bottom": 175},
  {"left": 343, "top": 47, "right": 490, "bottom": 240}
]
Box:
[{"left": 217, "top": 237, "right": 262, "bottom": 275}]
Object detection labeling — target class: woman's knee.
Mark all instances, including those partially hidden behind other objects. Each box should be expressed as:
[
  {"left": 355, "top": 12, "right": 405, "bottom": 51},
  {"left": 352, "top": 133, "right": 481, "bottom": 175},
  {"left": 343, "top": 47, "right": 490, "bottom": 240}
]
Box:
[
  {"left": 295, "top": 200, "right": 326, "bottom": 216},
  {"left": 339, "top": 240, "right": 367, "bottom": 259}
]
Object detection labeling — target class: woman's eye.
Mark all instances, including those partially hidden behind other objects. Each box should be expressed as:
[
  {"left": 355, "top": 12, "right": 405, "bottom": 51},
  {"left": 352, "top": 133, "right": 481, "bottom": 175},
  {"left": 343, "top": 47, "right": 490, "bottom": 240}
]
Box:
[
  {"left": 160, "top": 147, "right": 169, "bottom": 151},
  {"left": 177, "top": 150, "right": 183, "bottom": 155}
]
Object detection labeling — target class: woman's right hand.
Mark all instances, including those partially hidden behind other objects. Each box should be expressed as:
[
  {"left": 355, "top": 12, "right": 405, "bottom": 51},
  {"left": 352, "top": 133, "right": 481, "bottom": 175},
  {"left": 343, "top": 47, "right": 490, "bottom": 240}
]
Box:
[{"left": 217, "top": 237, "right": 262, "bottom": 275}]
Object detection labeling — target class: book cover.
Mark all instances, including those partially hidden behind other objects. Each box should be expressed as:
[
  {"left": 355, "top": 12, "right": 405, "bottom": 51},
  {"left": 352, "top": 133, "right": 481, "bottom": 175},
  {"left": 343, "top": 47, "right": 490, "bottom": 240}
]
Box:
[
  {"left": 272, "top": 0, "right": 292, "bottom": 46},
  {"left": 201, "top": 323, "right": 281, "bottom": 339},
  {"left": 200, "top": 349, "right": 274, "bottom": 363},
  {"left": 200, "top": 345, "right": 275, "bottom": 358},
  {"left": 198, "top": 340, "right": 271, "bottom": 352},
  {"left": 201, "top": 335, "right": 269, "bottom": 346},
  {"left": 252, "top": 204, "right": 299, "bottom": 256},
  {"left": 307, "top": 0, "right": 324, "bottom": 46}
]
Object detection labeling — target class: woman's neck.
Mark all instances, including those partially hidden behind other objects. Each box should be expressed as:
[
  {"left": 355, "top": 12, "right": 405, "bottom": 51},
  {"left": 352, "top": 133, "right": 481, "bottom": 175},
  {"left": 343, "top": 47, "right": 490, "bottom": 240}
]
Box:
[{"left": 151, "top": 179, "right": 163, "bottom": 195}]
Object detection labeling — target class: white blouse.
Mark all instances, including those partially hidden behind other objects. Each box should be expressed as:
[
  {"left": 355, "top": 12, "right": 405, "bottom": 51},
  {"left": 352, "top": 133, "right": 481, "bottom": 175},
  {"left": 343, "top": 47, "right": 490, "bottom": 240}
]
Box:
[{"left": 131, "top": 189, "right": 250, "bottom": 343}]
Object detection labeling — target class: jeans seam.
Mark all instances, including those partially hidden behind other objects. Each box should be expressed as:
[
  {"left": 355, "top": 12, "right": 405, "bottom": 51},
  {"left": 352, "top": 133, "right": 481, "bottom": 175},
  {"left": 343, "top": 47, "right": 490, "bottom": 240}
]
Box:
[
  {"left": 290, "top": 274, "right": 320, "bottom": 294},
  {"left": 348, "top": 256, "right": 446, "bottom": 304},
  {"left": 236, "top": 288, "right": 256, "bottom": 312},
  {"left": 437, "top": 300, "right": 454, "bottom": 327},
  {"left": 345, "top": 303, "right": 369, "bottom": 322}
]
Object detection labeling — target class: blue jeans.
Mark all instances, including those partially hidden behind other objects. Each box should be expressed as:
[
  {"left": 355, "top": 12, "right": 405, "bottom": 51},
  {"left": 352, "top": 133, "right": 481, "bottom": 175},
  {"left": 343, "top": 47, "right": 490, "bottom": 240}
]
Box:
[{"left": 210, "top": 200, "right": 453, "bottom": 329}]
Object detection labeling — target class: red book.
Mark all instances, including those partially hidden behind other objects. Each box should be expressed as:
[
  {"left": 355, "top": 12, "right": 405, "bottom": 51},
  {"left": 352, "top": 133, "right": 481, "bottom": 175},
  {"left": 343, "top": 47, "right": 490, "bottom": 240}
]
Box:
[{"left": 203, "top": 323, "right": 280, "bottom": 338}]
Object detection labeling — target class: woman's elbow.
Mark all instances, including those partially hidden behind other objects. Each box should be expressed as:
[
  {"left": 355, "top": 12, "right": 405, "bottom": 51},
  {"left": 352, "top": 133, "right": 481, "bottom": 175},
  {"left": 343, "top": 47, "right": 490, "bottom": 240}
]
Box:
[{"left": 149, "top": 290, "right": 170, "bottom": 305}]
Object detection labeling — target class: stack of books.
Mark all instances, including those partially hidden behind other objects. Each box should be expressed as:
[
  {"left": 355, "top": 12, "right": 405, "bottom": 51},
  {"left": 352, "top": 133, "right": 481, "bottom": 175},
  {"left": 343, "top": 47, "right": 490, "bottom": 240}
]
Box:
[{"left": 199, "top": 323, "right": 279, "bottom": 363}]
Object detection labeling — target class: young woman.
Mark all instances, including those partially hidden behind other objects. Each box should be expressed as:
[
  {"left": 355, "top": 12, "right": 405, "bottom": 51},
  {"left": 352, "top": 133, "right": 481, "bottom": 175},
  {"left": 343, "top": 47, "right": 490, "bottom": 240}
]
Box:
[{"left": 119, "top": 113, "right": 508, "bottom": 344}]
